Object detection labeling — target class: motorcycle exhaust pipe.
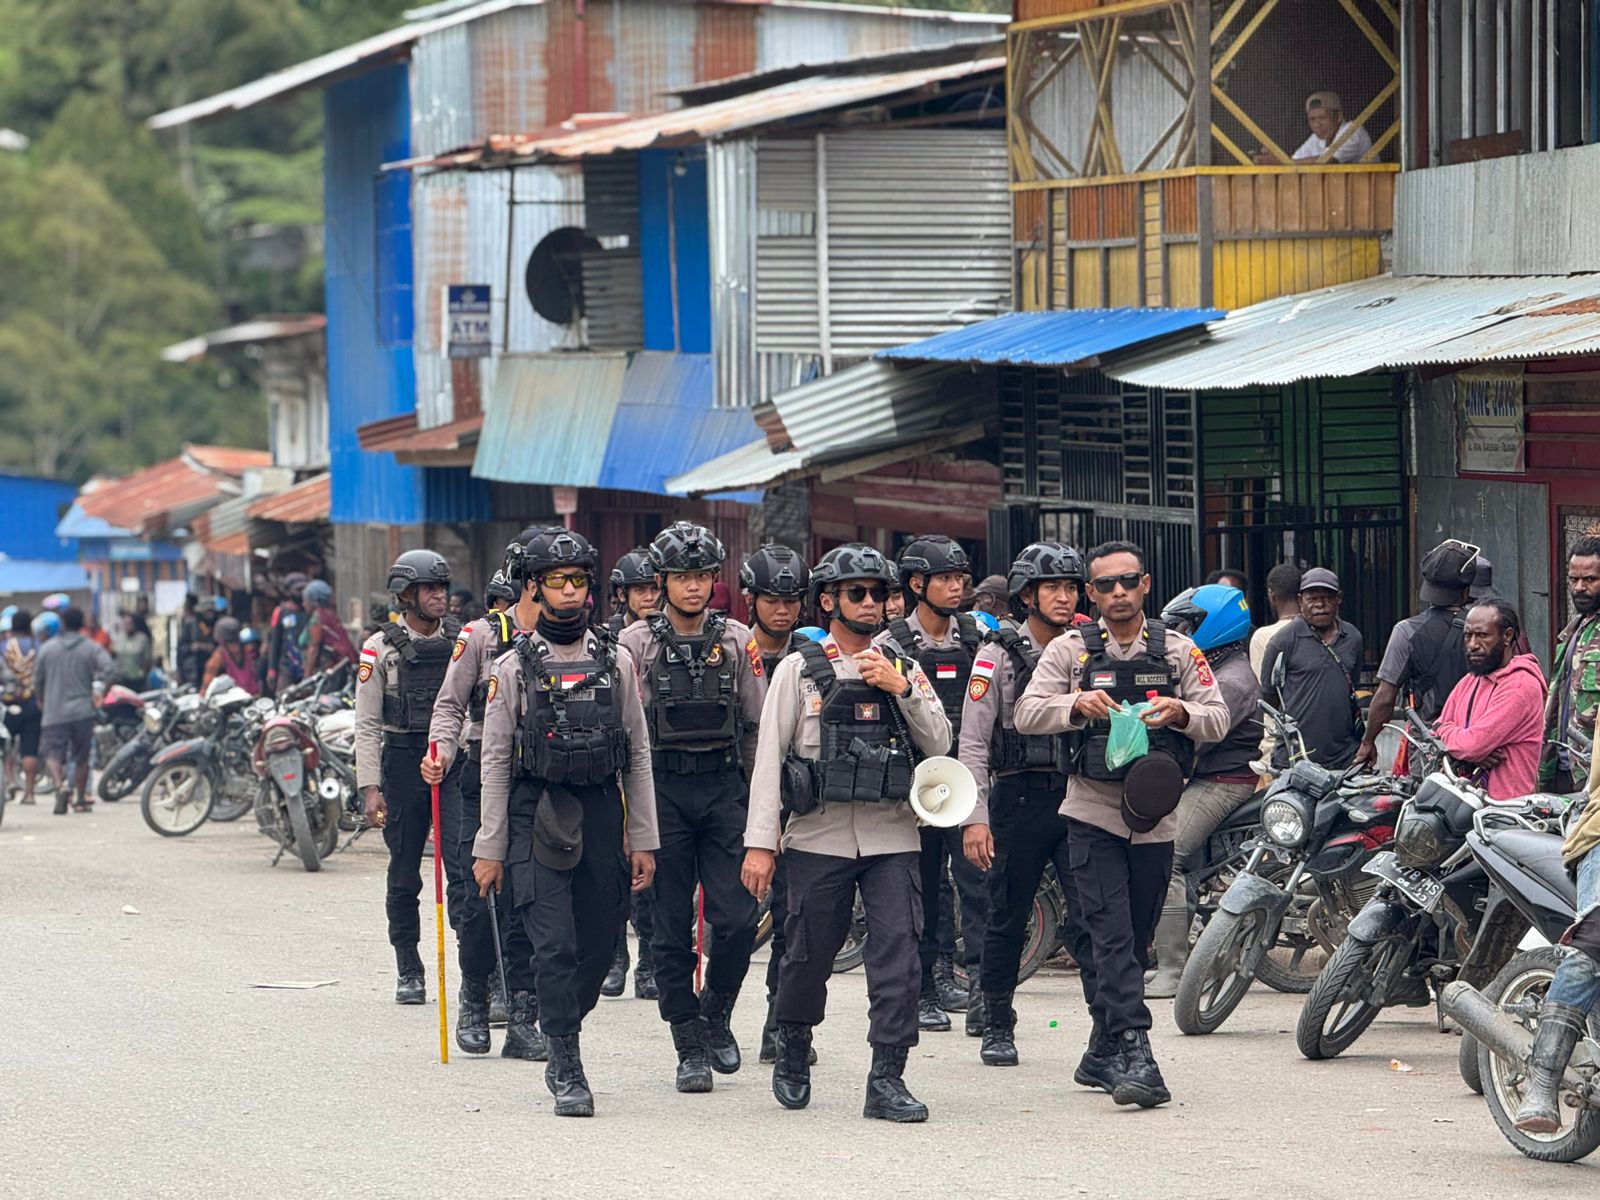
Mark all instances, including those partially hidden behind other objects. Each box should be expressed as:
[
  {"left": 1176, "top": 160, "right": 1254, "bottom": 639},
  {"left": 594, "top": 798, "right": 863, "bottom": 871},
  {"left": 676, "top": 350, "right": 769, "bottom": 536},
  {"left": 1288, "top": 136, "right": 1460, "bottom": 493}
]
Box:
[
  {"left": 318, "top": 776, "right": 343, "bottom": 801},
  {"left": 1441, "top": 981, "right": 1590, "bottom": 1094}
]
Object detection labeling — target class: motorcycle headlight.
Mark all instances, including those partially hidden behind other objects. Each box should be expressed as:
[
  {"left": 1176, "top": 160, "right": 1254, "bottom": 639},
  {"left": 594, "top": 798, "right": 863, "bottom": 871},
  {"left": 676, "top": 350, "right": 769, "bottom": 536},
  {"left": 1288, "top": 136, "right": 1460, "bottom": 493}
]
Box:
[
  {"left": 141, "top": 706, "right": 165, "bottom": 733},
  {"left": 1263, "top": 797, "right": 1308, "bottom": 848}
]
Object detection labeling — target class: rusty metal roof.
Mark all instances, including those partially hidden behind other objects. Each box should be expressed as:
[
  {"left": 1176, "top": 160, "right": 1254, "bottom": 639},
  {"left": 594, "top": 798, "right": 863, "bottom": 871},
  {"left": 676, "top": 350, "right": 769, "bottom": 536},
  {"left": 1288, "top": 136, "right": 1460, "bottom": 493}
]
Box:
[
  {"left": 160, "top": 315, "right": 325, "bottom": 363},
  {"left": 78, "top": 446, "right": 273, "bottom": 534},
  {"left": 248, "top": 474, "right": 332, "bottom": 524}
]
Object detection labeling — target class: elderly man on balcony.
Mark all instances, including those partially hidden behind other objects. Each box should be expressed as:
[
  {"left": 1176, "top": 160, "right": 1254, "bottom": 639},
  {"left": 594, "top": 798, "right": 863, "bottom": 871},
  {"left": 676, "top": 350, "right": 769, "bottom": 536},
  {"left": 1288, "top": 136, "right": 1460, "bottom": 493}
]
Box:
[{"left": 1291, "top": 91, "right": 1372, "bottom": 162}]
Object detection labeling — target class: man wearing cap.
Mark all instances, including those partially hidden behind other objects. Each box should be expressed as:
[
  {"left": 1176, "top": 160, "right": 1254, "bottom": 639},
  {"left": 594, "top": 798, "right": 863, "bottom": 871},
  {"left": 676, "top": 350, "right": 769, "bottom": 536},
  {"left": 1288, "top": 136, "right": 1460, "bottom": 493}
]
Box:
[
  {"left": 1354, "top": 540, "right": 1476, "bottom": 769},
  {"left": 1261, "top": 567, "right": 1366, "bottom": 770},
  {"left": 972, "top": 575, "right": 1010, "bottom": 620},
  {"left": 1014, "top": 540, "right": 1229, "bottom": 1108}
]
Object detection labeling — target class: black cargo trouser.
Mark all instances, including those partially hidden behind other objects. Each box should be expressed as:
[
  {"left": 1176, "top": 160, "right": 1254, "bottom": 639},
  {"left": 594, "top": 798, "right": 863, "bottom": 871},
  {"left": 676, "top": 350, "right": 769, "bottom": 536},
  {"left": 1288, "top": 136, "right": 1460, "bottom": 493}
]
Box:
[
  {"left": 509, "top": 782, "right": 626, "bottom": 1037},
  {"left": 380, "top": 737, "right": 433, "bottom": 949},
  {"left": 918, "top": 822, "right": 990, "bottom": 976},
  {"left": 981, "top": 772, "right": 1071, "bottom": 995},
  {"left": 614, "top": 882, "right": 657, "bottom": 959},
  {"left": 764, "top": 840, "right": 794, "bottom": 996},
  {"left": 445, "top": 749, "right": 505, "bottom": 983},
  {"left": 1060, "top": 816, "right": 1174, "bottom": 1037},
  {"left": 651, "top": 764, "right": 758, "bottom": 1025},
  {"left": 778, "top": 848, "right": 922, "bottom": 1047}
]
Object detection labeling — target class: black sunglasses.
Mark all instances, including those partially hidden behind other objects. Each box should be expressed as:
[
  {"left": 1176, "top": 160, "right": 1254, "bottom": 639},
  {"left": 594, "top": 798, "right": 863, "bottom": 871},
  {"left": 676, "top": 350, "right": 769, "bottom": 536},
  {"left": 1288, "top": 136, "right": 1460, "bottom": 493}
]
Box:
[
  {"left": 841, "top": 584, "right": 889, "bottom": 604},
  {"left": 1088, "top": 572, "right": 1144, "bottom": 595}
]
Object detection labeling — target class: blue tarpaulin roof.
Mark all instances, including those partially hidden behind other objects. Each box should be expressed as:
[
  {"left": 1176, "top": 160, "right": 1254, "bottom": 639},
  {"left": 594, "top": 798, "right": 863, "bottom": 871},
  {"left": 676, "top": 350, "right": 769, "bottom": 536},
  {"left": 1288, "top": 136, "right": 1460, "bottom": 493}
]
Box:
[
  {"left": 876, "top": 308, "right": 1223, "bottom": 368},
  {"left": 0, "top": 559, "right": 90, "bottom": 596},
  {"left": 55, "top": 502, "right": 132, "bottom": 541}
]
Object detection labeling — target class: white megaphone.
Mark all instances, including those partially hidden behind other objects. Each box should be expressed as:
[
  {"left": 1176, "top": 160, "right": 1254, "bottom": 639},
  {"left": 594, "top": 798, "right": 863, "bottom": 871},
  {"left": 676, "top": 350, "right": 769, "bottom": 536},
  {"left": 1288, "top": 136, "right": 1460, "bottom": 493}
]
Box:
[{"left": 910, "top": 756, "right": 978, "bottom": 828}]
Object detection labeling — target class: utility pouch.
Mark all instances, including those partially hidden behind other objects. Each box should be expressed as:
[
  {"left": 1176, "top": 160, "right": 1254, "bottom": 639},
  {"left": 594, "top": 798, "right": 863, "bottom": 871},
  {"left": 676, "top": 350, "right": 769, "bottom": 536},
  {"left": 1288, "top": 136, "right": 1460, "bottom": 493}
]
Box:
[{"left": 781, "top": 753, "right": 820, "bottom": 816}]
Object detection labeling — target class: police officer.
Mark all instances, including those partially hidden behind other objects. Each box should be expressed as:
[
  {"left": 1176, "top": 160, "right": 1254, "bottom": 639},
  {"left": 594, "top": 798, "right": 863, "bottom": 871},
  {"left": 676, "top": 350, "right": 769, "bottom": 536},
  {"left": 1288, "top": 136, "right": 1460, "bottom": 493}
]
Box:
[
  {"left": 355, "top": 550, "right": 460, "bottom": 1004},
  {"left": 422, "top": 559, "right": 526, "bottom": 1053},
  {"left": 739, "top": 544, "right": 814, "bottom": 1064},
  {"left": 741, "top": 544, "right": 951, "bottom": 1121},
  {"left": 880, "top": 534, "right": 989, "bottom": 1034},
  {"left": 607, "top": 548, "right": 660, "bottom": 635},
  {"left": 1014, "top": 540, "right": 1229, "bottom": 1108},
  {"left": 617, "top": 521, "right": 766, "bottom": 1092},
  {"left": 598, "top": 547, "right": 661, "bottom": 1001},
  {"left": 471, "top": 527, "right": 658, "bottom": 1118},
  {"left": 956, "top": 541, "right": 1085, "bottom": 1066},
  {"left": 1354, "top": 538, "right": 1478, "bottom": 769}
]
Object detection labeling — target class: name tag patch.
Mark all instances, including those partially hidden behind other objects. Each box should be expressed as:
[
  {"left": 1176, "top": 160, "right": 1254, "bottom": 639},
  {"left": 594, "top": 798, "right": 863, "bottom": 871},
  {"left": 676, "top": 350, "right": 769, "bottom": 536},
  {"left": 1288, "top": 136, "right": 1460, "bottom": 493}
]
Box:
[
  {"left": 855, "top": 703, "right": 881, "bottom": 721},
  {"left": 1133, "top": 672, "right": 1170, "bottom": 688}
]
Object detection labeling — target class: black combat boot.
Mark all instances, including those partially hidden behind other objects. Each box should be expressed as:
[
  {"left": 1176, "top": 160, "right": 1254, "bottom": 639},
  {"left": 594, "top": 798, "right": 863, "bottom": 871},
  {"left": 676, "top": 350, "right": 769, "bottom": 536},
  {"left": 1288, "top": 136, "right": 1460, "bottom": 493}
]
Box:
[
  {"left": 964, "top": 971, "right": 986, "bottom": 1038},
  {"left": 918, "top": 978, "right": 951, "bottom": 1032},
  {"left": 863, "top": 1044, "right": 929, "bottom": 1123},
  {"left": 488, "top": 973, "right": 508, "bottom": 1027},
  {"left": 395, "top": 946, "right": 426, "bottom": 1005},
  {"left": 1513, "top": 1001, "right": 1589, "bottom": 1134},
  {"left": 772, "top": 1022, "right": 813, "bottom": 1110},
  {"left": 633, "top": 940, "right": 659, "bottom": 1000},
  {"left": 456, "top": 976, "right": 491, "bottom": 1054},
  {"left": 700, "top": 984, "right": 742, "bottom": 1074},
  {"left": 1111, "top": 1029, "right": 1172, "bottom": 1108},
  {"left": 1073, "top": 1023, "right": 1120, "bottom": 1093},
  {"left": 760, "top": 994, "right": 779, "bottom": 1063},
  {"left": 671, "top": 1018, "right": 714, "bottom": 1093},
  {"left": 980, "top": 992, "right": 1018, "bottom": 1067},
  {"left": 501, "top": 990, "right": 548, "bottom": 1062},
  {"left": 601, "top": 937, "right": 629, "bottom": 998},
  {"left": 545, "top": 1033, "right": 595, "bottom": 1117},
  {"left": 934, "top": 954, "right": 967, "bottom": 1012}
]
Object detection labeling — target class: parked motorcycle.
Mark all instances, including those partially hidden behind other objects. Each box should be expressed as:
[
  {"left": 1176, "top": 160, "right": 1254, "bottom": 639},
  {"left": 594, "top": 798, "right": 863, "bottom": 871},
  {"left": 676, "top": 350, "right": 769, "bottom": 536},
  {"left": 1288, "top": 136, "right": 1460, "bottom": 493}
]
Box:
[
  {"left": 251, "top": 705, "right": 342, "bottom": 872},
  {"left": 93, "top": 684, "right": 150, "bottom": 774},
  {"left": 1174, "top": 701, "right": 1406, "bottom": 1035},
  {"left": 138, "top": 680, "right": 262, "bottom": 836},
  {"left": 1295, "top": 710, "right": 1529, "bottom": 1061},
  {"left": 273, "top": 669, "right": 360, "bottom": 835}
]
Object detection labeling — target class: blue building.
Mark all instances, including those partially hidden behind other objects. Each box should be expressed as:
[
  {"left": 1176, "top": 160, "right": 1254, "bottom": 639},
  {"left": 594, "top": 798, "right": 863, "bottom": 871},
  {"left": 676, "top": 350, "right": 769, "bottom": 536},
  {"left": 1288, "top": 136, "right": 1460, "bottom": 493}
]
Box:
[{"left": 0, "top": 473, "right": 89, "bottom": 603}]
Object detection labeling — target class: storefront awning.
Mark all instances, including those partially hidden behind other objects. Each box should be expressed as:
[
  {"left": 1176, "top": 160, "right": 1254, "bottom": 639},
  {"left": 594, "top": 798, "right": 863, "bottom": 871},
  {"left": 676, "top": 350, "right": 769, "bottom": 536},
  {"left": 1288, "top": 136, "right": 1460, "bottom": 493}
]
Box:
[
  {"left": 357, "top": 413, "right": 483, "bottom": 466},
  {"left": 1109, "top": 273, "right": 1600, "bottom": 389},
  {"left": 878, "top": 308, "right": 1221, "bottom": 368}
]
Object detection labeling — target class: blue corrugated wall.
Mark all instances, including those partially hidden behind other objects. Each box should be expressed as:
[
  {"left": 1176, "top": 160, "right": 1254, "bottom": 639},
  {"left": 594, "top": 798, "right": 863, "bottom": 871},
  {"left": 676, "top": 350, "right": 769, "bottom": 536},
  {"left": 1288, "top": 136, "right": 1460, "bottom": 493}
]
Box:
[
  {"left": 640, "top": 149, "right": 711, "bottom": 354},
  {"left": 0, "top": 474, "right": 80, "bottom": 560}
]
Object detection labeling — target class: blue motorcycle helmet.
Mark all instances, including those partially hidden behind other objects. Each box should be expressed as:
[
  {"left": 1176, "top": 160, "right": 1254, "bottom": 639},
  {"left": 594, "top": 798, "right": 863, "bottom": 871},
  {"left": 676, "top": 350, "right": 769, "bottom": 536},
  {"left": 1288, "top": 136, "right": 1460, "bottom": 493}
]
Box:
[
  {"left": 1160, "top": 584, "right": 1251, "bottom": 651},
  {"left": 796, "top": 626, "right": 827, "bottom": 644},
  {"left": 971, "top": 610, "right": 1000, "bottom": 633},
  {"left": 31, "top": 612, "right": 61, "bottom": 639}
]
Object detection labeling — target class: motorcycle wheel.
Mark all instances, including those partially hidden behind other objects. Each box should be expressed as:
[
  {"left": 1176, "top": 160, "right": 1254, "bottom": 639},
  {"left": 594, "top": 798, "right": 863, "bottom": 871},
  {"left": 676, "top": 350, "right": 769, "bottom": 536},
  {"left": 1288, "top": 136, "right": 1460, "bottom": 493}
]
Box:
[
  {"left": 97, "top": 745, "right": 151, "bottom": 804},
  {"left": 286, "top": 794, "right": 322, "bottom": 873},
  {"left": 952, "top": 877, "right": 1063, "bottom": 990},
  {"left": 1174, "top": 903, "right": 1274, "bottom": 1035},
  {"left": 1253, "top": 863, "right": 1326, "bottom": 995},
  {"left": 209, "top": 791, "right": 253, "bottom": 823},
  {"left": 831, "top": 893, "right": 868, "bottom": 974},
  {"left": 1295, "top": 933, "right": 1407, "bottom": 1060},
  {"left": 1459, "top": 1029, "right": 1484, "bottom": 1096},
  {"left": 753, "top": 893, "right": 774, "bottom": 953},
  {"left": 140, "top": 764, "right": 215, "bottom": 837},
  {"left": 1478, "top": 947, "right": 1600, "bottom": 1163},
  {"left": 315, "top": 795, "right": 341, "bottom": 859}
]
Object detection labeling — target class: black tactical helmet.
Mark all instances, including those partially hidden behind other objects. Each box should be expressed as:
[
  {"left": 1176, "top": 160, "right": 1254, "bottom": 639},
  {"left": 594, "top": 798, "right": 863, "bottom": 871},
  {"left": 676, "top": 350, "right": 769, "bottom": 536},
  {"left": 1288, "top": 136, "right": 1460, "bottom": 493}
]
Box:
[
  {"left": 1006, "top": 541, "right": 1086, "bottom": 598},
  {"left": 648, "top": 521, "right": 725, "bottom": 574},
  {"left": 610, "top": 548, "right": 655, "bottom": 594},
  {"left": 740, "top": 544, "right": 810, "bottom": 598},
  {"left": 386, "top": 549, "right": 451, "bottom": 597},
  {"left": 483, "top": 570, "right": 516, "bottom": 606},
  {"left": 809, "top": 544, "right": 895, "bottom": 602},
  {"left": 503, "top": 527, "right": 598, "bottom": 589},
  {"left": 898, "top": 534, "right": 971, "bottom": 580}
]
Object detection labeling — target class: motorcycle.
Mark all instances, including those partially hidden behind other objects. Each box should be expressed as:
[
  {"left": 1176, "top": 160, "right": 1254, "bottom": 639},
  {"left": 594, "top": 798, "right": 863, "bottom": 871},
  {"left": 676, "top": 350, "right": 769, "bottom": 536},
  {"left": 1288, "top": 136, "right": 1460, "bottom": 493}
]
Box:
[
  {"left": 138, "top": 680, "right": 262, "bottom": 836},
  {"left": 93, "top": 683, "right": 150, "bottom": 774},
  {"left": 1295, "top": 709, "right": 1530, "bottom": 1061},
  {"left": 273, "top": 669, "right": 360, "bottom": 836},
  {"left": 251, "top": 706, "right": 342, "bottom": 872},
  {"left": 1174, "top": 701, "right": 1406, "bottom": 1035}
]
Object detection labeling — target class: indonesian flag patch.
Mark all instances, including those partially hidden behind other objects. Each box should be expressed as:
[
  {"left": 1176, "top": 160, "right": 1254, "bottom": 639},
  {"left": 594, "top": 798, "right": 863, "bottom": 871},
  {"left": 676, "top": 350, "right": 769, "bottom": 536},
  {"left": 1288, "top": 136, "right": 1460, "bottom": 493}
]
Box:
[
  {"left": 935, "top": 664, "right": 959, "bottom": 680},
  {"left": 968, "top": 655, "right": 997, "bottom": 701}
]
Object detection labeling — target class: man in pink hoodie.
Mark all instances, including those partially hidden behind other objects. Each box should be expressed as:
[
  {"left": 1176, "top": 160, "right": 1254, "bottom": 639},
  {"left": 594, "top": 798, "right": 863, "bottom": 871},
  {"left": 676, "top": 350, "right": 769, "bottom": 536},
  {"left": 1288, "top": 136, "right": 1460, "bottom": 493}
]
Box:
[{"left": 1432, "top": 599, "right": 1547, "bottom": 799}]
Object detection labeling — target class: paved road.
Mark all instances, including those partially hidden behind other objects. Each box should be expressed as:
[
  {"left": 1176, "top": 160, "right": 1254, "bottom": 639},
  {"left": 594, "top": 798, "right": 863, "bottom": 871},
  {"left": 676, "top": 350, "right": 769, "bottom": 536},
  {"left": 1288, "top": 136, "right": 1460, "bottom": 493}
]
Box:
[{"left": 1, "top": 797, "right": 1590, "bottom": 1198}]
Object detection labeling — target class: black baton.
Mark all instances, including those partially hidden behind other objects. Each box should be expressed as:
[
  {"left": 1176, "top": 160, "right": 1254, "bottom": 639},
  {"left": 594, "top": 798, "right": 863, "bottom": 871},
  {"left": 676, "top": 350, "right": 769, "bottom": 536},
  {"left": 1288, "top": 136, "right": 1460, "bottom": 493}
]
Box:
[{"left": 486, "top": 885, "right": 510, "bottom": 1005}]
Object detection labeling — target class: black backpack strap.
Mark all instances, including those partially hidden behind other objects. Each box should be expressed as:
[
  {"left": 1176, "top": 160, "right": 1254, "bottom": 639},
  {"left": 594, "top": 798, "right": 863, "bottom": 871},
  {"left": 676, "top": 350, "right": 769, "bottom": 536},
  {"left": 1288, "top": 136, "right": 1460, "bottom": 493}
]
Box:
[
  {"left": 1080, "top": 621, "right": 1108, "bottom": 657},
  {"left": 954, "top": 612, "right": 981, "bottom": 656},
  {"left": 794, "top": 639, "right": 839, "bottom": 699},
  {"left": 888, "top": 617, "right": 920, "bottom": 655},
  {"left": 380, "top": 620, "right": 418, "bottom": 664},
  {"left": 992, "top": 624, "right": 1037, "bottom": 678},
  {"left": 1145, "top": 618, "right": 1168, "bottom": 659}
]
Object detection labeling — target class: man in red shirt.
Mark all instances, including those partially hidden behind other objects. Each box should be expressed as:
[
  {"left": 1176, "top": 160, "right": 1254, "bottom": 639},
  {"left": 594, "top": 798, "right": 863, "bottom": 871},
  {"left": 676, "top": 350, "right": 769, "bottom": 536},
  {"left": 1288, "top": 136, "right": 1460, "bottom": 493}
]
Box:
[{"left": 1432, "top": 599, "right": 1547, "bottom": 800}]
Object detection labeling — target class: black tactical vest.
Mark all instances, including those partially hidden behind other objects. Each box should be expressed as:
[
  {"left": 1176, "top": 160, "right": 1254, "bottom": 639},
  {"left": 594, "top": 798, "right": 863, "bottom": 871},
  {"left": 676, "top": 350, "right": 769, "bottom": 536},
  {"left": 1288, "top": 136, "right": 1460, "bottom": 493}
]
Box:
[
  {"left": 513, "top": 631, "right": 630, "bottom": 788},
  {"left": 889, "top": 611, "right": 979, "bottom": 745},
  {"left": 985, "top": 623, "right": 1074, "bottom": 776},
  {"left": 380, "top": 617, "right": 461, "bottom": 733},
  {"left": 791, "top": 638, "right": 914, "bottom": 806},
  {"left": 757, "top": 633, "right": 795, "bottom": 682},
  {"left": 467, "top": 611, "right": 518, "bottom": 725},
  {"left": 1406, "top": 606, "right": 1470, "bottom": 722},
  {"left": 1075, "top": 620, "right": 1194, "bottom": 783},
  {"left": 644, "top": 613, "right": 738, "bottom": 747}
]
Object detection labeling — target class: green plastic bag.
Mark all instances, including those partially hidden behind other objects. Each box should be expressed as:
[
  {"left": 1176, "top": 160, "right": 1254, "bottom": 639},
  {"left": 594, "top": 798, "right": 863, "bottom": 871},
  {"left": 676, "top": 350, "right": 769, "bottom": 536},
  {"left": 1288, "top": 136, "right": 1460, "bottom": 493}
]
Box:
[{"left": 1104, "top": 700, "right": 1153, "bottom": 772}]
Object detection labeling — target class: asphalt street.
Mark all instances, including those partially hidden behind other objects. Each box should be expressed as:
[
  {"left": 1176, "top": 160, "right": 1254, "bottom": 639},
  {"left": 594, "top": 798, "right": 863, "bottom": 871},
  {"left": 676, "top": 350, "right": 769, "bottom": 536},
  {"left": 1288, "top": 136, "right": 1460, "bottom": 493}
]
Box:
[{"left": 1, "top": 796, "right": 1591, "bottom": 1199}]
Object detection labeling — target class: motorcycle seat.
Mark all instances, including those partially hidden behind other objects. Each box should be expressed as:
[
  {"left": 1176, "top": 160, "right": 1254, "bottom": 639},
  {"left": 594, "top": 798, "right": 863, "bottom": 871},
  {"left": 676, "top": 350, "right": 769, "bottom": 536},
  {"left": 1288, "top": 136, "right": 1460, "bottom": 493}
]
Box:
[
  {"left": 1487, "top": 827, "right": 1577, "bottom": 910},
  {"left": 1226, "top": 794, "right": 1265, "bottom": 830}
]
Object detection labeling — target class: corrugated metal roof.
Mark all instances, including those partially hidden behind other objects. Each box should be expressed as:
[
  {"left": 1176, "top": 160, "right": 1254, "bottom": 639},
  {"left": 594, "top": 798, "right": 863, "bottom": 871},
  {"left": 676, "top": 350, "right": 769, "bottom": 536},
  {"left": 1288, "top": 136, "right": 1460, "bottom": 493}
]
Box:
[
  {"left": 248, "top": 475, "right": 332, "bottom": 524},
  {"left": 595, "top": 353, "right": 763, "bottom": 500},
  {"left": 54, "top": 502, "right": 130, "bottom": 541},
  {"left": 147, "top": 0, "right": 541, "bottom": 129},
  {"left": 184, "top": 445, "right": 276, "bottom": 475},
  {"left": 1110, "top": 273, "right": 1600, "bottom": 389},
  {"left": 665, "top": 436, "right": 807, "bottom": 496},
  {"left": 160, "top": 315, "right": 326, "bottom": 363},
  {"left": 473, "top": 354, "right": 629, "bottom": 486},
  {"left": 878, "top": 308, "right": 1222, "bottom": 368},
  {"left": 671, "top": 36, "right": 1004, "bottom": 102},
  {"left": 77, "top": 446, "right": 272, "bottom": 534},
  {"left": 0, "top": 559, "right": 91, "bottom": 596}
]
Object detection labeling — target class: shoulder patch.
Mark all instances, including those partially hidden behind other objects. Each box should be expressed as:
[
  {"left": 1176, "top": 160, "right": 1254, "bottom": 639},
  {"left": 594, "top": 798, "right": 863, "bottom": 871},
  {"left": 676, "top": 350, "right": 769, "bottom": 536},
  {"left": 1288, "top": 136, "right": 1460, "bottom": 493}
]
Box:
[
  {"left": 1190, "top": 645, "right": 1215, "bottom": 687},
  {"left": 744, "top": 637, "right": 763, "bottom": 677},
  {"left": 823, "top": 640, "right": 841, "bottom": 661},
  {"left": 913, "top": 669, "right": 939, "bottom": 705},
  {"left": 357, "top": 660, "right": 373, "bottom": 685},
  {"left": 486, "top": 675, "right": 499, "bottom": 705},
  {"left": 968, "top": 676, "right": 991, "bottom": 702},
  {"left": 452, "top": 638, "right": 467, "bottom": 661}
]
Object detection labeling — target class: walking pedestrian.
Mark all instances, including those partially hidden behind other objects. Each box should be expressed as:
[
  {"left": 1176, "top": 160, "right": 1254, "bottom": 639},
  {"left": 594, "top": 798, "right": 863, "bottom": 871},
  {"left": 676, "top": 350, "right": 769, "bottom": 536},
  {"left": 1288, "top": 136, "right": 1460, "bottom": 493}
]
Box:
[
  {"left": 34, "top": 607, "right": 114, "bottom": 814},
  {"left": 2, "top": 608, "right": 43, "bottom": 805}
]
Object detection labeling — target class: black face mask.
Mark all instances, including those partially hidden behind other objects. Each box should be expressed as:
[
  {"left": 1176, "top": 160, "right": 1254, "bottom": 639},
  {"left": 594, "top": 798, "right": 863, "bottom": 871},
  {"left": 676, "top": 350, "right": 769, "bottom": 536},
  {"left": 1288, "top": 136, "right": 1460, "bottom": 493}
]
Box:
[{"left": 536, "top": 607, "right": 586, "bottom": 646}]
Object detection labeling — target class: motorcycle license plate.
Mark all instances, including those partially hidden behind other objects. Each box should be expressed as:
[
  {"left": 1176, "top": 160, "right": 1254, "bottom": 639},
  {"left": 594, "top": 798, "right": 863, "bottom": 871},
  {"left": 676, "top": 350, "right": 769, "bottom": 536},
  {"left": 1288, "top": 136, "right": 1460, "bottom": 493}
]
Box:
[{"left": 1362, "top": 851, "right": 1445, "bottom": 912}]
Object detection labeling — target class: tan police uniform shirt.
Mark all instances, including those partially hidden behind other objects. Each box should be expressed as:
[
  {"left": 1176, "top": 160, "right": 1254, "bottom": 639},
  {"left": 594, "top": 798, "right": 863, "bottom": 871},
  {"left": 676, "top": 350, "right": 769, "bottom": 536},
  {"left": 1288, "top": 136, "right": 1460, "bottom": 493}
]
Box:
[
  {"left": 744, "top": 632, "right": 952, "bottom": 859},
  {"left": 1013, "top": 616, "right": 1230, "bottom": 844},
  {"left": 617, "top": 613, "right": 766, "bottom": 776},
  {"left": 957, "top": 622, "right": 1068, "bottom": 827},
  {"left": 472, "top": 632, "right": 659, "bottom": 862},
  {"left": 427, "top": 613, "right": 518, "bottom": 768},
  {"left": 353, "top": 618, "right": 452, "bottom": 791}
]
